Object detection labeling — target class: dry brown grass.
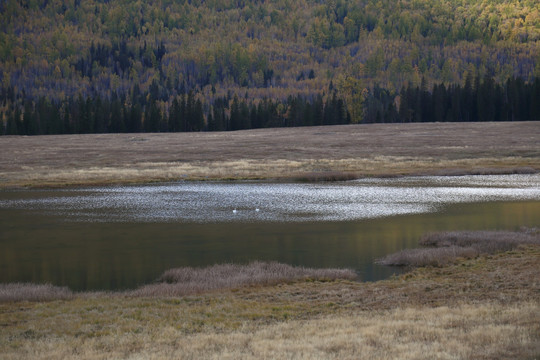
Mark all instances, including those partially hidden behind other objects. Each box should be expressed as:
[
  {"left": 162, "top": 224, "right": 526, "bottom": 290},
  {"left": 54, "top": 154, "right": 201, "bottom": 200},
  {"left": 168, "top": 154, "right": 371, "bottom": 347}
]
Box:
[
  {"left": 0, "top": 283, "right": 73, "bottom": 302},
  {"left": 4, "top": 302, "right": 536, "bottom": 359},
  {"left": 377, "top": 228, "right": 540, "bottom": 267},
  {"left": 375, "top": 246, "right": 479, "bottom": 267},
  {"left": 1, "top": 122, "right": 539, "bottom": 187},
  {"left": 1, "top": 245, "right": 539, "bottom": 359},
  {"left": 0, "top": 262, "right": 358, "bottom": 302},
  {"left": 420, "top": 229, "right": 540, "bottom": 251},
  {"left": 131, "top": 262, "right": 358, "bottom": 297}
]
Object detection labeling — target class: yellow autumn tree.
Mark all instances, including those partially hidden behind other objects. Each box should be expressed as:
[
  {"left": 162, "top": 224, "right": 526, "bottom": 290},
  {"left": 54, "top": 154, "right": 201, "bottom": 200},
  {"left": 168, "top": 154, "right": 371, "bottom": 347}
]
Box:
[{"left": 335, "top": 74, "right": 364, "bottom": 124}]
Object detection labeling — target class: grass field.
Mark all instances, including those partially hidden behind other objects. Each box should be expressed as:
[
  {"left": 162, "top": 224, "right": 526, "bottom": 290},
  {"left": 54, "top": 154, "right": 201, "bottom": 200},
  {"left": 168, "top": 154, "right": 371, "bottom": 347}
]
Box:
[
  {"left": 0, "top": 121, "right": 539, "bottom": 187},
  {"left": 1, "top": 245, "right": 539, "bottom": 359}
]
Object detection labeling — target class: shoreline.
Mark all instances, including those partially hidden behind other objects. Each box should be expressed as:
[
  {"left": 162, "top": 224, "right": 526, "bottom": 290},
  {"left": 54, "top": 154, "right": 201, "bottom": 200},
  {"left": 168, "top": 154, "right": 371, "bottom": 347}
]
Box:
[
  {"left": 2, "top": 229, "right": 538, "bottom": 301},
  {"left": 1, "top": 165, "right": 538, "bottom": 190}
]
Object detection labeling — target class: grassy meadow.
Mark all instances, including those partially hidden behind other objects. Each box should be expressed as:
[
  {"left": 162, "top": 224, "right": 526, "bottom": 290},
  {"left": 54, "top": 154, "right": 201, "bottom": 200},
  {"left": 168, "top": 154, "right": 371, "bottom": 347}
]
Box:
[{"left": 0, "top": 121, "right": 539, "bottom": 188}]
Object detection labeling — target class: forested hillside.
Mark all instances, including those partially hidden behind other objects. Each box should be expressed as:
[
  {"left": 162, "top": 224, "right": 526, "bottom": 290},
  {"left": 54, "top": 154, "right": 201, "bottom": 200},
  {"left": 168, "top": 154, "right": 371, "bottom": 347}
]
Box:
[{"left": 1, "top": 0, "right": 539, "bottom": 134}]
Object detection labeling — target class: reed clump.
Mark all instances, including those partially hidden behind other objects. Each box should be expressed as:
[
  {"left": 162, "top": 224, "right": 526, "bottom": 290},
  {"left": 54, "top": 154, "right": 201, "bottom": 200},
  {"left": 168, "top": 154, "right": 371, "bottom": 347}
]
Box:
[
  {"left": 0, "top": 263, "right": 356, "bottom": 302},
  {"left": 419, "top": 228, "right": 540, "bottom": 252},
  {"left": 131, "top": 261, "right": 358, "bottom": 297},
  {"left": 376, "top": 228, "right": 540, "bottom": 267},
  {"left": 0, "top": 283, "right": 73, "bottom": 302},
  {"left": 376, "top": 246, "right": 479, "bottom": 267}
]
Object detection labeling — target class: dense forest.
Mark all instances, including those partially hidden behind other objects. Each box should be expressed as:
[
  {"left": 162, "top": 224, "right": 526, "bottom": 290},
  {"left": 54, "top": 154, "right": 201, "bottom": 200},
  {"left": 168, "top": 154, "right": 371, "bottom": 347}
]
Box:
[{"left": 1, "top": 0, "right": 539, "bottom": 134}]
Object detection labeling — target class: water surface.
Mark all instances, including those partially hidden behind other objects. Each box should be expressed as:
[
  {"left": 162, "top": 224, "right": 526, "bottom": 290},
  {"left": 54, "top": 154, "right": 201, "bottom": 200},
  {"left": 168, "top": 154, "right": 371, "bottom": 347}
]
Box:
[{"left": 1, "top": 174, "right": 539, "bottom": 290}]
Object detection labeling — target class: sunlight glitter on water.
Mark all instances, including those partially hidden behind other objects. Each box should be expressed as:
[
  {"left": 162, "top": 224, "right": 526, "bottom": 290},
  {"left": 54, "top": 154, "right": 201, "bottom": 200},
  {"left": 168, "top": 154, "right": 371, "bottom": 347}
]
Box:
[{"left": 1, "top": 174, "right": 539, "bottom": 223}]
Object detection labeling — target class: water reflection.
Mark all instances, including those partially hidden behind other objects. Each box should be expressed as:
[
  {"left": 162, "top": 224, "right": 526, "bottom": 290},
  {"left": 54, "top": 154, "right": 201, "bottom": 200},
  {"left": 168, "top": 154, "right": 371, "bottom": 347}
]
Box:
[{"left": 0, "top": 175, "right": 539, "bottom": 290}]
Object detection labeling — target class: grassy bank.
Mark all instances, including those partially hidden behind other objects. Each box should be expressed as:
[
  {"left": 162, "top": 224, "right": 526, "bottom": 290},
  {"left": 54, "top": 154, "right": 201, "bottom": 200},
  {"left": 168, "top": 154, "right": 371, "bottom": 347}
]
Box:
[
  {"left": 1, "top": 241, "right": 539, "bottom": 359},
  {"left": 1, "top": 122, "right": 539, "bottom": 188}
]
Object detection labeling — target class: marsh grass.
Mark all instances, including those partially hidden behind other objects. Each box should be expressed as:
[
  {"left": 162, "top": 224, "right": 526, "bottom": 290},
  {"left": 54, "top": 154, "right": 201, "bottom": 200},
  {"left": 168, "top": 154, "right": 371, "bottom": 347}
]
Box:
[
  {"left": 420, "top": 229, "right": 540, "bottom": 251},
  {"left": 0, "top": 283, "right": 73, "bottom": 302},
  {"left": 375, "top": 246, "right": 479, "bottom": 267},
  {"left": 0, "top": 263, "right": 356, "bottom": 302},
  {"left": 131, "top": 262, "right": 358, "bottom": 297},
  {"left": 377, "top": 228, "right": 540, "bottom": 267}
]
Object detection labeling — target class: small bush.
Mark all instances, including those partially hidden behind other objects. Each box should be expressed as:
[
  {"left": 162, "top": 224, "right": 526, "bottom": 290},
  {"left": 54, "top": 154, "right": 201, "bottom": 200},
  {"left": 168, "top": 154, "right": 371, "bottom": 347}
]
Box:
[
  {"left": 0, "top": 283, "right": 73, "bottom": 302},
  {"left": 131, "top": 262, "right": 357, "bottom": 297}
]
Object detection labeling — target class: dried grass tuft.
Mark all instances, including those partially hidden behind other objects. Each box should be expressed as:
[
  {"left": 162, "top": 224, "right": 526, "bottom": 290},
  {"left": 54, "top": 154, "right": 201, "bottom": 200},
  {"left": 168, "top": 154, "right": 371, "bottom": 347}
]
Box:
[
  {"left": 377, "top": 228, "right": 540, "bottom": 267},
  {"left": 131, "top": 261, "right": 357, "bottom": 297},
  {"left": 0, "top": 283, "right": 73, "bottom": 302}
]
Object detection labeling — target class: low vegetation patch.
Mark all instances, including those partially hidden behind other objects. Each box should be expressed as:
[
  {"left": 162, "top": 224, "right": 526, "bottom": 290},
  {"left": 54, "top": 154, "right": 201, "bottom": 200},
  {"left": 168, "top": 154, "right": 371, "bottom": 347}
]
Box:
[
  {"left": 131, "top": 261, "right": 358, "bottom": 297},
  {"left": 375, "top": 246, "right": 478, "bottom": 267},
  {"left": 293, "top": 171, "right": 358, "bottom": 182},
  {"left": 430, "top": 166, "right": 538, "bottom": 177},
  {"left": 0, "top": 263, "right": 357, "bottom": 302},
  {"left": 376, "top": 228, "right": 540, "bottom": 267},
  {"left": 0, "top": 283, "right": 73, "bottom": 302}
]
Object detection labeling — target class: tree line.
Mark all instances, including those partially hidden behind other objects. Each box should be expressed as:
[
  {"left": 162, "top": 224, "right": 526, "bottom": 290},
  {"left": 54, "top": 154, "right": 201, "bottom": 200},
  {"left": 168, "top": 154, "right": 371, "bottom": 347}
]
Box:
[
  {"left": 1, "top": 76, "right": 538, "bottom": 136},
  {"left": 364, "top": 75, "right": 540, "bottom": 123},
  {"left": 0, "top": 86, "right": 349, "bottom": 135}
]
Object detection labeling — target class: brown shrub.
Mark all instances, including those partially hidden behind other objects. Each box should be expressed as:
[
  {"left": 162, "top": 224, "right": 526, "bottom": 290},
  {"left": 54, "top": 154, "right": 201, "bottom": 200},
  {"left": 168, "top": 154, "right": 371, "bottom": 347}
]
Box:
[
  {"left": 131, "top": 261, "right": 357, "bottom": 297},
  {"left": 0, "top": 283, "right": 73, "bottom": 302}
]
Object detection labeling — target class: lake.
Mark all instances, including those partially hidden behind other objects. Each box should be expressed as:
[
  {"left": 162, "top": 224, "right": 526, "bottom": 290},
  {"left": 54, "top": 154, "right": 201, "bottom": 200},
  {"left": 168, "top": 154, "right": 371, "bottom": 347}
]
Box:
[{"left": 1, "top": 174, "right": 539, "bottom": 291}]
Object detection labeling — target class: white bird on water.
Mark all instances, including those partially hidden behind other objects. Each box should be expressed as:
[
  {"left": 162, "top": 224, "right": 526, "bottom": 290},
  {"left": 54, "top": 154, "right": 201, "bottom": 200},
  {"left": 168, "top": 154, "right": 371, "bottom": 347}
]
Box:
[
  {"left": 233, "top": 208, "right": 237, "bottom": 214},
  {"left": 255, "top": 208, "right": 260, "bottom": 212}
]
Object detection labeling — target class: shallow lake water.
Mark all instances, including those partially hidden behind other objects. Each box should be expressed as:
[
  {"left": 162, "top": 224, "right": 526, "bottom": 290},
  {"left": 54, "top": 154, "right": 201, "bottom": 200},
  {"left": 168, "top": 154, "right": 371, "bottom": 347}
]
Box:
[{"left": 1, "top": 174, "right": 539, "bottom": 290}]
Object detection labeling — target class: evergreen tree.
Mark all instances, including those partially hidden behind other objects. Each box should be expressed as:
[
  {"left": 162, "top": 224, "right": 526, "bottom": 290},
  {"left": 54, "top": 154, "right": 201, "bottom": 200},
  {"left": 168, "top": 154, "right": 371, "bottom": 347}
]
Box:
[
  {"left": 131, "top": 103, "right": 143, "bottom": 133},
  {"left": 144, "top": 100, "right": 161, "bottom": 132},
  {"left": 5, "top": 107, "right": 20, "bottom": 135},
  {"left": 313, "top": 95, "right": 324, "bottom": 126},
  {"left": 168, "top": 98, "right": 181, "bottom": 132},
  {"left": 230, "top": 95, "right": 241, "bottom": 131},
  {"left": 23, "top": 99, "right": 38, "bottom": 135}
]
